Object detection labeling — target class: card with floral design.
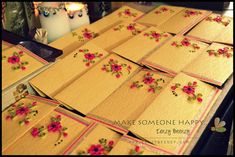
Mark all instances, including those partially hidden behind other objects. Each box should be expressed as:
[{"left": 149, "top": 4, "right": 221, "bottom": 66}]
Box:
[
  {"left": 86, "top": 68, "right": 173, "bottom": 133},
  {"left": 129, "top": 73, "right": 221, "bottom": 155},
  {"left": 49, "top": 24, "right": 99, "bottom": 58},
  {"left": 112, "top": 27, "right": 172, "bottom": 64},
  {"left": 2, "top": 95, "right": 59, "bottom": 152},
  {"left": 137, "top": 5, "right": 184, "bottom": 27},
  {"left": 2, "top": 40, "right": 14, "bottom": 50},
  {"left": 109, "top": 135, "right": 171, "bottom": 155},
  {"left": 2, "top": 107, "right": 93, "bottom": 155},
  {"left": 213, "top": 19, "right": 233, "bottom": 45},
  {"left": 54, "top": 54, "right": 140, "bottom": 115},
  {"left": 158, "top": 8, "right": 211, "bottom": 34},
  {"left": 142, "top": 35, "right": 209, "bottom": 76},
  {"left": 91, "top": 21, "right": 146, "bottom": 51},
  {"left": 2, "top": 45, "right": 48, "bottom": 91},
  {"left": 91, "top": 5, "right": 144, "bottom": 34},
  {"left": 29, "top": 42, "right": 109, "bottom": 98},
  {"left": 187, "top": 14, "right": 232, "bottom": 43},
  {"left": 63, "top": 123, "right": 122, "bottom": 155},
  {"left": 183, "top": 43, "right": 233, "bottom": 86}
]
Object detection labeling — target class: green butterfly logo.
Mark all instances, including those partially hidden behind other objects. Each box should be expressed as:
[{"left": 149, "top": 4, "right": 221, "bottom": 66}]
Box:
[{"left": 211, "top": 117, "right": 226, "bottom": 133}]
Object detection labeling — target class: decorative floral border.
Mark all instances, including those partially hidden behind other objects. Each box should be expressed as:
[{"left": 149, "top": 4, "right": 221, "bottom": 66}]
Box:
[
  {"left": 143, "top": 31, "right": 169, "bottom": 42},
  {"left": 171, "top": 81, "right": 203, "bottom": 103},
  {"left": 73, "top": 49, "right": 104, "bottom": 67},
  {"left": 77, "top": 138, "right": 115, "bottom": 155},
  {"left": 205, "top": 15, "right": 230, "bottom": 26},
  {"left": 101, "top": 58, "right": 132, "bottom": 78},
  {"left": 113, "top": 23, "right": 142, "bottom": 35},
  {"left": 6, "top": 101, "right": 38, "bottom": 125},
  {"left": 183, "top": 10, "right": 202, "bottom": 17},
  {"left": 31, "top": 115, "right": 68, "bottom": 146},
  {"left": 171, "top": 38, "right": 200, "bottom": 52},
  {"left": 207, "top": 47, "right": 233, "bottom": 58},
  {"left": 130, "top": 72, "right": 165, "bottom": 93},
  {"left": 129, "top": 146, "right": 144, "bottom": 155},
  {"left": 72, "top": 28, "right": 98, "bottom": 42},
  {"left": 118, "top": 8, "right": 137, "bottom": 18},
  {"left": 2, "top": 51, "right": 29, "bottom": 71},
  {"left": 155, "top": 7, "right": 175, "bottom": 14}
]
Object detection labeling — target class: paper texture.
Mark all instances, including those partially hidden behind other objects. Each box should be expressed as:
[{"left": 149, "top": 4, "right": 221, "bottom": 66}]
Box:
[
  {"left": 2, "top": 95, "right": 59, "bottom": 152},
  {"left": 3, "top": 107, "right": 91, "bottom": 155},
  {"left": 2, "top": 40, "right": 14, "bottom": 50},
  {"left": 87, "top": 69, "right": 173, "bottom": 131},
  {"left": 137, "top": 5, "right": 184, "bottom": 27},
  {"left": 213, "top": 19, "right": 233, "bottom": 45},
  {"left": 112, "top": 26, "right": 172, "bottom": 64},
  {"left": 29, "top": 42, "right": 109, "bottom": 98},
  {"left": 54, "top": 54, "right": 140, "bottom": 115},
  {"left": 142, "top": 35, "right": 209, "bottom": 75},
  {"left": 67, "top": 124, "right": 122, "bottom": 155},
  {"left": 109, "top": 135, "right": 170, "bottom": 155},
  {"left": 187, "top": 14, "right": 232, "bottom": 42},
  {"left": 183, "top": 43, "right": 233, "bottom": 86},
  {"left": 129, "top": 73, "right": 221, "bottom": 154},
  {"left": 49, "top": 24, "right": 99, "bottom": 58},
  {"left": 91, "top": 21, "right": 146, "bottom": 51},
  {"left": 91, "top": 5, "right": 144, "bottom": 33},
  {"left": 2, "top": 45, "right": 47, "bottom": 91},
  {"left": 158, "top": 8, "right": 210, "bottom": 34}
]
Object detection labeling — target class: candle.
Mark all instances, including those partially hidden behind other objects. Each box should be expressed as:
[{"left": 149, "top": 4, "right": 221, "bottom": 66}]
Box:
[
  {"left": 38, "top": 2, "right": 71, "bottom": 43},
  {"left": 66, "top": 3, "right": 90, "bottom": 30}
]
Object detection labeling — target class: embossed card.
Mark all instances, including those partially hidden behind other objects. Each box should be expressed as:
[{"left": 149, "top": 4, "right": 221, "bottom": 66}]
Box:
[
  {"left": 129, "top": 73, "right": 221, "bottom": 155},
  {"left": 142, "top": 35, "right": 209, "bottom": 76},
  {"left": 183, "top": 43, "right": 233, "bottom": 86},
  {"left": 112, "top": 27, "right": 172, "bottom": 64},
  {"left": 54, "top": 54, "right": 140, "bottom": 115}
]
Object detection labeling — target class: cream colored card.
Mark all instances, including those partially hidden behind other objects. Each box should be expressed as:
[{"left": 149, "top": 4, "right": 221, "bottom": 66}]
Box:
[
  {"left": 142, "top": 35, "right": 209, "bottom": 75},
  {"left": 109, "top": 135, "right": 171, "bottom": 155},
  {"left": 183, "top": 43, "right": 233, "bottom": 86},
  {"left": 112, "top": 27, "right": 172, "bottom": 64},
  {"left": 3, "top": 107, "right": 91, "bottom": 155},
  {"left": 158, "top": 8, "right": 210, "bottom": 34},
  {"left": 137, "top": 5, "right": 185, "bottom": 27},
  {"left": 49, "top": 24, "right": 99, "bottom": 58},
  {"left": 2, "top": 95, "right": 59, "bottom": 152},
  {"left": 91, "top": 21, "right": 146, "bottom": 51},
  {"left": 54, "top": 54, "right": 140, "bottom": 115},
  {"left": 2, "top": 45, "right": 48, "bottom": 90},
  {"left": 187, "top": 14, "right": 232, "bottom": 42},
  {"left": 2, "top": 40, "right": 14, "bottom": 50},
  {"left": 66, "top": 124, "right": 122, "bottom": 155},
  {"left": 129, "top": 73, "right": 221, "bottom": 155},
  {"left": 91, "top": 5, "right": 144, "bottom": 33},
  {"left": 213, "top": 19, "right": 233, "bottom": 45},
  {"left": 87, "top": 69, "right": 172, "bottom": 132},
  {"left": 29, "top": 42, "right": 109, "bottom": 98}
]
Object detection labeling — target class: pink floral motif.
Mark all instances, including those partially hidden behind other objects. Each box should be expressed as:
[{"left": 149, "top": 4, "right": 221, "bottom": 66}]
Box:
[
  {"left": 129, "top": 146, "right": 144, "bottom": 155},
  {"left": 101, "top": 59, "right": 132, "bottom": 78},
  {"left": 206, "top": 15, "right": 231, "bottom": 26},
  {"left": 113, "top": 23, "right": 142, "bottom": 35},
  {"left": 130, "top": 72, "right": 165, "bottom": 93},
  {"left": 155, "top": 7, "right": 175, "bottom": 14},
  {"left": 171, "top": 81, "right": 203, "bottom": 103},
  {"left": 184, "top": 10, "right": 202, "bottom": 17},
  {"left": 207, "top": 47, "right": 233, "bottom": 58},
  {"left": 74, "top": 49, "right": 104, "bottom": 67},
  {"left": 72, "top": 28, "right": 98, "bottom": 42},
  {"left": 77, "top": 138, "right": 115, "bottom": 155},
  {"left": 144, "top": 31, "right": 169, "bottom": 42},
  {"left": 171, "top": 38, "right": 200, "bottom": 52},
  {"left": 6, "top": 101, "right": 38, "bottom": 125},
  {"left": 3, "top": 51, "right": 29, "bottom": 71},
  {"left": 31, "top": 126, "right": 46, "bottom": 137},
  {"left": 118, "top": 9, "right": 137, "bottom": 18}
]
